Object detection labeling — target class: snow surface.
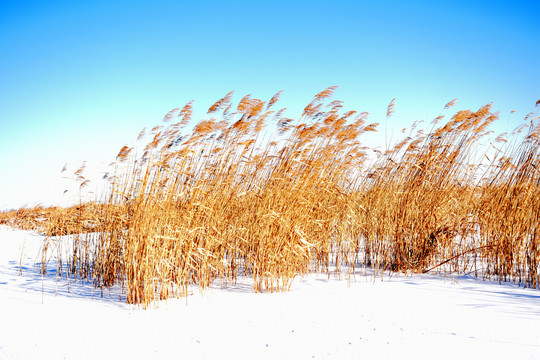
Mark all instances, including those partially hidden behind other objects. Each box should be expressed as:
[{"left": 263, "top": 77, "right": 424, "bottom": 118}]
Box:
[{"left": 1, "top": 225, "right": 539, "bottom": 360}]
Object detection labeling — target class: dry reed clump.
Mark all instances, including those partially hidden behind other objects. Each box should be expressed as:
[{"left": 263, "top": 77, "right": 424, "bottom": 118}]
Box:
[
  {"left": 0, "top": 207, "right": 50, "bottom": 232},
  {"left": 1, "top": 203, "right": 122, "bottom": 236},
  {"left": 30, "top": 88, "right": 540, "bottom": 306}
]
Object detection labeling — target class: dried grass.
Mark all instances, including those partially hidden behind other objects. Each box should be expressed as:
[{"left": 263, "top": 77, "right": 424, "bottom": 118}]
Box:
[{"left": 4, "top": 88, "right": 539, "bottom": 307}]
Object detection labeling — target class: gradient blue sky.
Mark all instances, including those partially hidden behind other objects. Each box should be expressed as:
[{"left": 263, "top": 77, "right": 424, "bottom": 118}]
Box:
[{"left": 1, "top": 0, "right": 539, "bottom": 209}]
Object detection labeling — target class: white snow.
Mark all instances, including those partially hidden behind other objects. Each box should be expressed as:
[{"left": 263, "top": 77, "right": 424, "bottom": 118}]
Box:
[{"left": 1, "top": 225, "right": 539, "bottom": 360}]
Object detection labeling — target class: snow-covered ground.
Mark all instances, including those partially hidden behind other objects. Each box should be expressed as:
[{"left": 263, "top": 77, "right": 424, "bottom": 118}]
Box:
[{"left": 1, "top": 225, "right": 539, "bottom": 360}]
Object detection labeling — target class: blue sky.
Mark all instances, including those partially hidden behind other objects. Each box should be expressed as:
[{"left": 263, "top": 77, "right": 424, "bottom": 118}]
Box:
[{"left": 0, "top": 0, "right": 538, "bottom": 209}]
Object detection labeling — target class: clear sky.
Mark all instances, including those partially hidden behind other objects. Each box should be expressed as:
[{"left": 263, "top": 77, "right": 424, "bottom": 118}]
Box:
[{"left": 1, "top": 0, "right": 538, "bottom": 210}]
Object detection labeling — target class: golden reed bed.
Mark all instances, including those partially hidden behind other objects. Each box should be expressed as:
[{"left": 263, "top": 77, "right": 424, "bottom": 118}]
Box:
[{"left": 2, "top": 87, "right": 539, "bottom": 306}]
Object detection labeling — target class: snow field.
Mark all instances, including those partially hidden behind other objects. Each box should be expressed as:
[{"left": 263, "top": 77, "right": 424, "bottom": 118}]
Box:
[{"left": 0, "top": 226, "right": 539, "bottom": 359}]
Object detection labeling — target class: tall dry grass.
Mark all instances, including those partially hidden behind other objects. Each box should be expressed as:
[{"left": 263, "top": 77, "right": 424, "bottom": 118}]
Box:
[{"left": 7, "top": 87, "right": 536, "bottom": 306}]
